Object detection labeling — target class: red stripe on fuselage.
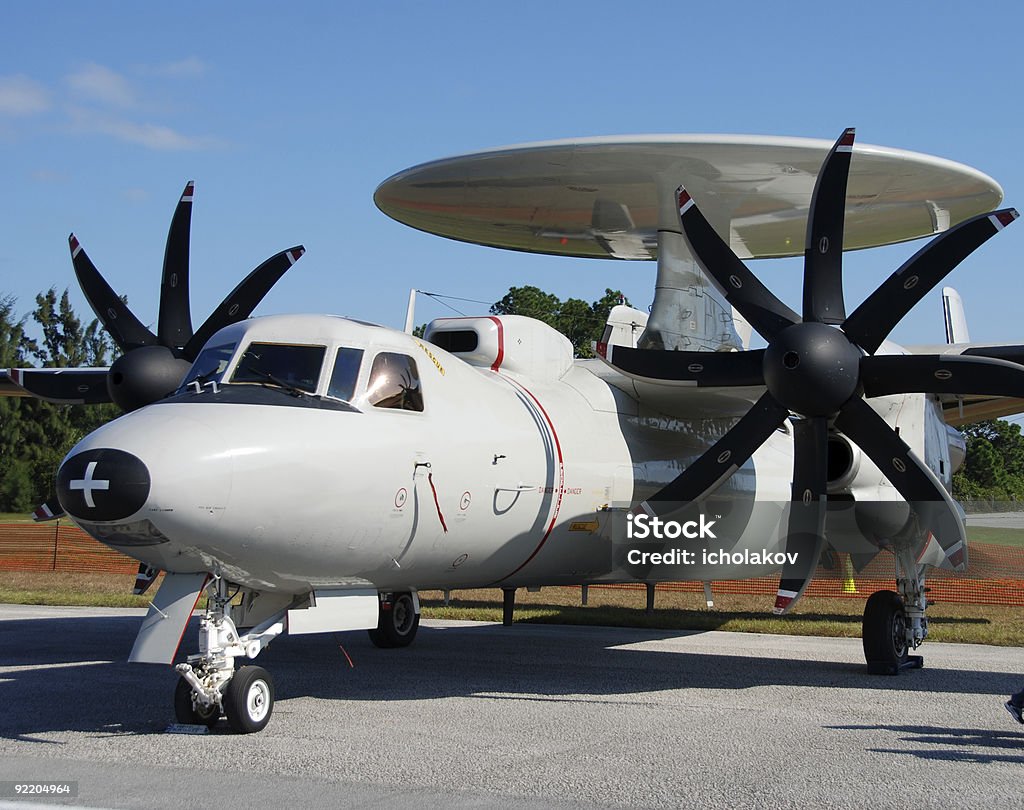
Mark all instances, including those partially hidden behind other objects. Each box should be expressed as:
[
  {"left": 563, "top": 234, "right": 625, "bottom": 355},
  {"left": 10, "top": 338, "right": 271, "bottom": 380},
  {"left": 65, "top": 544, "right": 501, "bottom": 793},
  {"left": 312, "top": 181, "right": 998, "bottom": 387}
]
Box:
[
  {"left": 493, "top": 377, "right": 565, "bottom": 583},
  {"left": 488, "top": 316, "right": 504, "bottom": 371}
]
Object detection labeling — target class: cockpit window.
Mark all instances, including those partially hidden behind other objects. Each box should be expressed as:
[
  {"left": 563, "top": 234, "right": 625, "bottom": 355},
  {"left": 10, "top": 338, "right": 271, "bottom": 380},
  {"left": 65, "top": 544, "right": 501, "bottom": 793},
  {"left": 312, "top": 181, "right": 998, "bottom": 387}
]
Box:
[
  {"left": 182, "top": 342, "right": 237, "bottom": 388},
  {"left": 365, "top": 352, "right": 423, "bottom": 412},
  {"left": 327, "top": 347, "right": 364, "bottom": 402},
  {"left": 231, "top": 342, "right": 326, "bottom": 394}
]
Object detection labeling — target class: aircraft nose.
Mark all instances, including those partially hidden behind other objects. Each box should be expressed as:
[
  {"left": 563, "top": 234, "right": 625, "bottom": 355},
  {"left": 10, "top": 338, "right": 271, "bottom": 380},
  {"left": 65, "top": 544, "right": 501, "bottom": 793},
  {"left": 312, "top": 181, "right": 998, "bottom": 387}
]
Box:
[{"left": 57, "top": 448, "right": 151, "bottom": 522}]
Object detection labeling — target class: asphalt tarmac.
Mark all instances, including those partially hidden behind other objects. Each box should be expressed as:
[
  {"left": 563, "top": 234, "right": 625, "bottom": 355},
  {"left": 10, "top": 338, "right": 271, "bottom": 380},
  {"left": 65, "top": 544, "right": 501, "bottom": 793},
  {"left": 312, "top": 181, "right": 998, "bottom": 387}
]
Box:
[
  {"left": 1, "top": 604, "right": 1022, "bottom": 809},
  {"left": 966, "top": 511, "right": 1024, "bottom": 530}
]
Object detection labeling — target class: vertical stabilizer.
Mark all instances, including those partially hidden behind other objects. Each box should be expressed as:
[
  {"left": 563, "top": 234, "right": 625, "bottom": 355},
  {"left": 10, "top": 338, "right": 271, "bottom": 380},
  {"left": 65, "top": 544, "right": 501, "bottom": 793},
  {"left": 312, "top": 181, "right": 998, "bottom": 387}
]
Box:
[
  {"left": 942, "top": 287, "right": 970, "bottom": 344},
  {"left": 638, "top": 229, "right": 743, "bottom": 352}
]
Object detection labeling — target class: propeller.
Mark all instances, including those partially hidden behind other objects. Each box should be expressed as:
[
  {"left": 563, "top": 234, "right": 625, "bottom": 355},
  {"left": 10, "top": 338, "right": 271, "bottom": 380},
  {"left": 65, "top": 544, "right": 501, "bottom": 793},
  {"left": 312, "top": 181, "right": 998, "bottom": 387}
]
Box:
[
  {"left": 61, "top": 182, "right": 304, "bottom": 411},
  {"left": 608, "top": 128, "right": 1019, "bottom": 613}
]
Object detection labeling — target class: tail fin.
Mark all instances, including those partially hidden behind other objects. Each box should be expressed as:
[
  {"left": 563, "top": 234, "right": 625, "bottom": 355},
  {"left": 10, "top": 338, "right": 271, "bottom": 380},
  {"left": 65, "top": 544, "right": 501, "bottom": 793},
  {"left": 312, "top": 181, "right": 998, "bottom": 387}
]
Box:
[{"left": 942, "top": 286, "right": 970, "bottom": 344}]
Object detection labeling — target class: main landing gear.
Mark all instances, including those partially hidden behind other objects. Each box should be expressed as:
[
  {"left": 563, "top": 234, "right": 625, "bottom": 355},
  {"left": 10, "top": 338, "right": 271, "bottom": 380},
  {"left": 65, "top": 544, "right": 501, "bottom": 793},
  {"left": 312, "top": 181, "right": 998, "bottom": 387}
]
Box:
[
  {"left": 862, "top": 548, "right": 927, "bottom": 675},
  {"left": 367, "top": 591, "right": 420, "bottom": 648},
  {"left": 173, "top": 575, "right": 287, "bottom": 733}
]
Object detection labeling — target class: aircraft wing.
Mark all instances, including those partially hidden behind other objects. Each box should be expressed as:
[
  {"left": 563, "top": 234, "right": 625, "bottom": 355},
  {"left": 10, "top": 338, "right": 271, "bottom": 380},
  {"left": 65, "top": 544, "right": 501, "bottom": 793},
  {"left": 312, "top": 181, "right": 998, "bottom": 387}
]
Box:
[
  {"left": 904, "top": 343, "right": 1024, "bottom": 426},
  {"left": 583, "top": 358, "right": 764, "bottom": 420},
  {"left": 3, "top": 367, "right": 112, "bottom": 405}
]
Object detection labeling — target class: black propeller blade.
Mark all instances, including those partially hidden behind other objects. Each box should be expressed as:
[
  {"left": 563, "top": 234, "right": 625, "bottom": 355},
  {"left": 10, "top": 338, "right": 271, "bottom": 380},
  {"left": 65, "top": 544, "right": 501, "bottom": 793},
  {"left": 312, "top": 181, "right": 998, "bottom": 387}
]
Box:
[
  {"left": 843, "top": 208, "right": 1018, "bottom": 353},
  {"left": 802, "top": 128, "right": 854, "bottom": 325},
  {"left": 49, "top": 182, "right": 305, "bottom": 411},
  {"left": 183, "top": 246, "right": 305, "bottom": 361},
  {"left": 607, "top": 128, "right": 1018, "bottom": 612},
  {"left": 675, "top": 188, "right": 799, "bottom": 339},
  {"left": 158, "top": 181, "right": 195, "bottom": 349},
  {"left": 70, "top": 234, "right": 157, "bottom": 352},
  {"left": 775, "top": 417, "right": 828, "bottom": 613},
  {"left": 834, "top": 398, "right": 966, "bottom": 568},
  {"left": 642, "top": 392, "right": 789, "bottom": 510}
]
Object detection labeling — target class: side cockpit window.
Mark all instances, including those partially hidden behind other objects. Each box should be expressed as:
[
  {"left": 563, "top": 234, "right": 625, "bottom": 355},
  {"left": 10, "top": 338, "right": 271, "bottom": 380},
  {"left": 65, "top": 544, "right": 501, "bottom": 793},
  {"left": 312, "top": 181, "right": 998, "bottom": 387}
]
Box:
[
  {"left": 182, "top": 342, "right": 237, "bottom": 389},
  {"left": 366, "top": 352, "right": 423, "bottom": 412},
  {"left": 327, "top": 347, "right": 364, "bottom": 402},
  {"left": 231, "top": 343, "right": 326, "bottom": 394}
]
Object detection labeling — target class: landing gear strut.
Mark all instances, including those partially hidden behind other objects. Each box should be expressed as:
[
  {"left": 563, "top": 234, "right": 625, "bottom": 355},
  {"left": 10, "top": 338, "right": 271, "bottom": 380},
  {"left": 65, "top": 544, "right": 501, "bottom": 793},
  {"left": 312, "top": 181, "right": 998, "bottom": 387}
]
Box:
[
  {"left": 173, "top": 575, "right": 286, "bottom": 733},
  {"left": 863, "top": 549, "right": 927, "bottom": 675}
]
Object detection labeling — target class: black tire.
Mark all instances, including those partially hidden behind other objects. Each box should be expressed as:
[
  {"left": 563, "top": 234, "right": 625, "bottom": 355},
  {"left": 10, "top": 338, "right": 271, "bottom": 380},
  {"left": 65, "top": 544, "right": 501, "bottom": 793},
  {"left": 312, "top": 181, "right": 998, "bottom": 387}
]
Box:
[
  {"left": 367, "top": 592, "right": 420, "bottom": 649},
  {"left": 863, "top": 590, "right": 908, "bottom": 670},
  {"left": 173, "top": 676, "right": 220, "bottom": 728},
  {"left": 223, "top": 665, "right": 274, "bottom": 734}
]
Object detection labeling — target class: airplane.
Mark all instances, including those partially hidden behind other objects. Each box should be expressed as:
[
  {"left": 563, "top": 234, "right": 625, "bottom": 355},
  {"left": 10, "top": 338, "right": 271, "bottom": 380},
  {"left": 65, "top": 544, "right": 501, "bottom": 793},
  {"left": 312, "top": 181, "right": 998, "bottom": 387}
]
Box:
[{"left": 4, "top": 128, "right": 1024, "bottom": 734}]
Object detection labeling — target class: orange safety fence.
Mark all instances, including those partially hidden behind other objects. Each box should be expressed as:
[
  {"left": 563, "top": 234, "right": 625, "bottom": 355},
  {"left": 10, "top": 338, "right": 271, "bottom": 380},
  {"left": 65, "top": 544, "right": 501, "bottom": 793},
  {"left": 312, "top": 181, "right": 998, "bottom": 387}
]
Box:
[
  {"left": 0, "top": 522, "right": 137, "bottom": 574},
  {"left": 1, "top": 522, "right": 1023, "bottom": 605}
]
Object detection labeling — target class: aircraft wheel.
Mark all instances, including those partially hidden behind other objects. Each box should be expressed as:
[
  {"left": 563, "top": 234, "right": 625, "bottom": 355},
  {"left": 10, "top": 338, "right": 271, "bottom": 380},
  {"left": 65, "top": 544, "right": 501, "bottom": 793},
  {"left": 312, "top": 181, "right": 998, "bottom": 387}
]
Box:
[
  {"left": 173, "top": 676, "right": 220, "bottom": 727},
  {"left": 367, "top": 591, "right": 420, "bottom": 648},
  {"left": 223, "top": 665, "right": 274, "bottom": 734},
  {"left": 863, "top": 590, "right": 908, "bottom": 674}
]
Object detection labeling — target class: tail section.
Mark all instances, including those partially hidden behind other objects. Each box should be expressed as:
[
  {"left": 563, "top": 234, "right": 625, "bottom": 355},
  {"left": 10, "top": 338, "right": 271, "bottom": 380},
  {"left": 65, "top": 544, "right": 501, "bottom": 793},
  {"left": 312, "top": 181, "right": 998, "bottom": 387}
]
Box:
[{"left": 942, "top": 286, "right": 970, "bottom": 344}]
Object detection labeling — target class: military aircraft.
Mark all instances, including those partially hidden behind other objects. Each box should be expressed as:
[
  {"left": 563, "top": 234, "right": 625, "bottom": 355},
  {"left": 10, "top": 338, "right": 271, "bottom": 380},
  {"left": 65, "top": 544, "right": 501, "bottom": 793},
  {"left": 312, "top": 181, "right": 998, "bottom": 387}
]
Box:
[{"left": 5, "top": 129, "right": 1024, "bottom": 734}]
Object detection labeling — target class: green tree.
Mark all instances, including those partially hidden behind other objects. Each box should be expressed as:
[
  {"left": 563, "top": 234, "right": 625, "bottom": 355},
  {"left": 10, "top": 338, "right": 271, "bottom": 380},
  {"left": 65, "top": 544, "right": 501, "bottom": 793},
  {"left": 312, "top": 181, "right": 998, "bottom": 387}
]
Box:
[
  {"left": 953, "top": 419, "right": 1024, "bottom": 502},
  {"left": 0, "top": 295, "right": 37, "bottom": 511},
  {"left": 0, "top": 289, "right": 119, "bottom": 512},
  {"left": 490, "top": 286, "right": 629, "bottom": 358}
]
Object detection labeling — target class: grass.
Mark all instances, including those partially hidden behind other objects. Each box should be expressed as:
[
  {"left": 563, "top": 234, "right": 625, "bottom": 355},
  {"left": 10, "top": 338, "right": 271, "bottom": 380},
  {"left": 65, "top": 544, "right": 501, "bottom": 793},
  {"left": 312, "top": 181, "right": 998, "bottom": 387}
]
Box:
[
  {"left": 964, "top": 525, "right": 1024, "bottom": 548},
  {"left": 2, "top": 571, "right": 1022, "bottom": 647}
]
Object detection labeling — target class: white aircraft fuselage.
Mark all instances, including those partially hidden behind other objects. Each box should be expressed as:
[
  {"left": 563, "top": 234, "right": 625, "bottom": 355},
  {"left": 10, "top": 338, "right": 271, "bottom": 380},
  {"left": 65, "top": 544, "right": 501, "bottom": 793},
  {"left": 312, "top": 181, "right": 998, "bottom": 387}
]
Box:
[{"left": 56, "top": 311, "right": 955, "bottom": 598}]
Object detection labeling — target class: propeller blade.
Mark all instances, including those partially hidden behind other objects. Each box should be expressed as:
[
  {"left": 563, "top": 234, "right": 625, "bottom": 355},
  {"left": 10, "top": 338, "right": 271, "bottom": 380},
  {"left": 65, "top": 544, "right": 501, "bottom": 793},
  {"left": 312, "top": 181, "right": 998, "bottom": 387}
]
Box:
[
  {"left": 774, "top": 416, "right": 828, "bottom": 614},
  {"left": 604, "top": 345, "right": 765, "bottom": 387},
  {"left": 69, "top": 234, "right": 156, "bottom": 352},
  {"left": 834, "top": 397, "right": 967, "bottom": 568},
  {"left": 184, "top": 246, "right": 305, "bottom": 360},
  {"left": 642, "top": 391, "right": 789, "bottom": 512},
  {"left": 33, "top": 499, "right": 65, "bottom": 522},
  {"left": 7, "top": 367, "right": 112, "bottom": 405},
  {"left": 157, "top": 181, "right": 195, "bottom": 349},
  {"left": 802, "top": 128, "right": 855, "bottom": 325},
  {"left": 843, "top": 209, "right": 1019, "bottom": 353},
  {"left": 675, "top": 187, "right": 798, "bottom": 340},
  {"left": 862, "top": 353, "right": 1024, "bottom": 399}
]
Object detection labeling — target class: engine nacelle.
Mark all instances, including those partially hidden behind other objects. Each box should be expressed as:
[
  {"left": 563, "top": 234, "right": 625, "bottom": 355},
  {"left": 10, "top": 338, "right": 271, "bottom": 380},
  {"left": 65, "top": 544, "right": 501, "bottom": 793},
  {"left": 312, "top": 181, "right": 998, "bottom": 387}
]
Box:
[{"left": 826, "top": 433, "right": 861, "bottom": 494}]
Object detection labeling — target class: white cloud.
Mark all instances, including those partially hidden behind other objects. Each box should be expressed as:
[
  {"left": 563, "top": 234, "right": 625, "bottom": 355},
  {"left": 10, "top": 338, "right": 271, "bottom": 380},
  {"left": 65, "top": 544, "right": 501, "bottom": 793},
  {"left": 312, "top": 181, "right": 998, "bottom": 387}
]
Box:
[
  {"left": 68, "top": 107, "right": 221, "bottom": 151},
  {"left": 66, "top": 63, "right": 136, "bottom": 107},
  {"left": 0, "top": 75, "right": 51, "bottom": 116}
]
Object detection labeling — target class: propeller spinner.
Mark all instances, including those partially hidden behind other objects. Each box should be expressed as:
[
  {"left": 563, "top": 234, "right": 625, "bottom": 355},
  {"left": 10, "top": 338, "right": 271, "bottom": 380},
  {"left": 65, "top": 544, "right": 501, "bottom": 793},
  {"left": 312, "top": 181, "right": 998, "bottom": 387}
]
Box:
[
  {"left": 608, "top": 128, "right": 1020, "bottom": 614},
  {"left": 65, "top": 182, "right": 304, "bottom": 411}
]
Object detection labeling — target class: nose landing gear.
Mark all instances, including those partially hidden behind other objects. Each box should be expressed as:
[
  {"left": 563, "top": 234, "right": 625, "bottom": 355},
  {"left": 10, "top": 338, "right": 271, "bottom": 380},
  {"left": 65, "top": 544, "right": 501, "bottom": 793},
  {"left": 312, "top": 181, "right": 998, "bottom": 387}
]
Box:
[{"left": 173, "top": 575, "right": 286, "bottom": 733}]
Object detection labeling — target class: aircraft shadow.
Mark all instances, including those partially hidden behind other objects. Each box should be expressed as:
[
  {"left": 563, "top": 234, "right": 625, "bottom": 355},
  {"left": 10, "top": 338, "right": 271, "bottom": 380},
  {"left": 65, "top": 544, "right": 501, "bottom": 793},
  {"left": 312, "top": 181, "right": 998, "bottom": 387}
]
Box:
[
  {"left": 0, "top": 615, "right": 1020, "bottom": 740},
  {"left": 828, "top": 724, "right": 1024, "bottom": 765}
]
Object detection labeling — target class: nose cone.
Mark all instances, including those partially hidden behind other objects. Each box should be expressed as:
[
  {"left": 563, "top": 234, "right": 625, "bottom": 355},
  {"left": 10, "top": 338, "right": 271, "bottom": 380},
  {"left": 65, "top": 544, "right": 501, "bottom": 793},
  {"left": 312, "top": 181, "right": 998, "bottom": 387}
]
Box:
[{"left": 57, "top": 448, "right": 151, "bottom": 522}]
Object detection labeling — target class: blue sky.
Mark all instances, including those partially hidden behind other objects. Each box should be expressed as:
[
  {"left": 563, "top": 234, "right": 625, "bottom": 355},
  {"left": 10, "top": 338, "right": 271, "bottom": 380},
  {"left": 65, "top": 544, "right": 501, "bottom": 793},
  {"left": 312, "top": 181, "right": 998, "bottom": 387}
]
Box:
[{"left": 3, "top": 2, "right": 1023, "bottom": 349}]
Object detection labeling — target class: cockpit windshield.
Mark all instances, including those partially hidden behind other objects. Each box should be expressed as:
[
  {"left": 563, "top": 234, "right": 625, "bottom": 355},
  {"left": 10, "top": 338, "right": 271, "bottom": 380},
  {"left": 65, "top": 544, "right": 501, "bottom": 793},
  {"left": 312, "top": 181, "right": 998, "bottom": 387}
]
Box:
[
  {"left": 230, "top": 343, "right": 326, "bottom": 395},
  {"left": 182, "top": 342, "right": 237, "bottom": 389}
]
